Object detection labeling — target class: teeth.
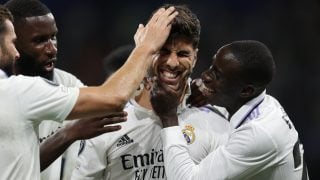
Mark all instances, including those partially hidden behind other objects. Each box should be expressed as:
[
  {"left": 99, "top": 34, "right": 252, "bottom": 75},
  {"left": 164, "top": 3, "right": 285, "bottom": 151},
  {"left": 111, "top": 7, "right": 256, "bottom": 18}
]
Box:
[
  {"left": 163, "top": 71, "right": 177, "bottom": 78},
  {"left": 199, "top": 82, "right": 214, "bottom": 94}
]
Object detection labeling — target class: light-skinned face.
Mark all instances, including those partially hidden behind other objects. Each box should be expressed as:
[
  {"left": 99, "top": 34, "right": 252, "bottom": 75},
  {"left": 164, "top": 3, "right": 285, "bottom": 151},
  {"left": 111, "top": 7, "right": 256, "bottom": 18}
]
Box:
[
  {"left": 0, "top": 19, "right": 20, "bottom": 72},
  {"left": 14, "top": 13, "right": 57, "bottom": 80},
  {"left": 150, "top": 37, "right": 197, "bottom": 93}
]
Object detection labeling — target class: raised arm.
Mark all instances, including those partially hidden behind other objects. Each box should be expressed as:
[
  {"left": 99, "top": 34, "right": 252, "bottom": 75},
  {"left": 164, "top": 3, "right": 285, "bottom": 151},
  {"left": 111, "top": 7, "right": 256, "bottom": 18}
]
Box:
[{"left": 67, "top": 7, "right": 178, "bottom": 119}]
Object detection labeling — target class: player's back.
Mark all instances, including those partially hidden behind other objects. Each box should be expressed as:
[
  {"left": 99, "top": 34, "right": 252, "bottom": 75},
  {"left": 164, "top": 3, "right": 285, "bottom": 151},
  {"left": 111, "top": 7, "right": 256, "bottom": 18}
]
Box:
[{"left": 238, "top": 94, "right": 307, "bottom": 180}]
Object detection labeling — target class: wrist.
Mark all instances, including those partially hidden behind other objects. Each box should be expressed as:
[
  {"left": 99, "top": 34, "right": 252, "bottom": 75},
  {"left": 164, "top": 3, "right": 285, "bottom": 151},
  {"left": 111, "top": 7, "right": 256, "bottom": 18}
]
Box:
[
  {"left": 61, "top": 124, "right": 77, "bottom": 144},
  {"left": 135, "top": 44, "right": 158, "bottom": 55}
]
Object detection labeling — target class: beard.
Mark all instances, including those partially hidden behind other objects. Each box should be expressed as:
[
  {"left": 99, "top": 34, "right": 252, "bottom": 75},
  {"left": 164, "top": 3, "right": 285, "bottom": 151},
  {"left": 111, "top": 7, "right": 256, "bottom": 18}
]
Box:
[
  {"left": 14, "top": 52, "right": 54, "bottom": 80},
  {"left": 0, "top": 44, "right": 15, "bottom": 76}
]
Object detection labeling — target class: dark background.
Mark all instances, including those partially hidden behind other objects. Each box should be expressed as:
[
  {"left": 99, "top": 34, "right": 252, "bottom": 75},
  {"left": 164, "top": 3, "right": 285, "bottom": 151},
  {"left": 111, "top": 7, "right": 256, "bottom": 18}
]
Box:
[{"left": 2, "top": 0, "right": 319, "bottom": 178}]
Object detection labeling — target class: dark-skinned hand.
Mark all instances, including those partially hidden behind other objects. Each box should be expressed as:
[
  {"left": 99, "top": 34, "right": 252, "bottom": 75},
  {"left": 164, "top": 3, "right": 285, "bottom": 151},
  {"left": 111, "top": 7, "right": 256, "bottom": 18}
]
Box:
[
  {"left": 150, "top": 77, "right": 185, "bottom": 127},
  {"left": 64, "top": 111, "right": 127, "bottom": 141}
]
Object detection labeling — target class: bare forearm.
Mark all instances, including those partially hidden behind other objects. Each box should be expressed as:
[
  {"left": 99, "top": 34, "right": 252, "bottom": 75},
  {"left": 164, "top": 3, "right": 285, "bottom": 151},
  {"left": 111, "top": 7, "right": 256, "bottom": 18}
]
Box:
[
  {"left": 67, "top": 7, "right": 178, "bottom": 120},
  {"left": 40, "top": 128, "right": 74, "bottom": 171},
  {"left": 101, "top": 45, "right": 154, "bottom": 105}
]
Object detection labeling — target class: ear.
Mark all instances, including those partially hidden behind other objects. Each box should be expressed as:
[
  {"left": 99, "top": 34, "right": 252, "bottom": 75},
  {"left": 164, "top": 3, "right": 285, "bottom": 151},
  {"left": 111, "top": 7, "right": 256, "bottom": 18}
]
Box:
[{"left": 240, "top": 84, "right": 255, "bottom": 98}]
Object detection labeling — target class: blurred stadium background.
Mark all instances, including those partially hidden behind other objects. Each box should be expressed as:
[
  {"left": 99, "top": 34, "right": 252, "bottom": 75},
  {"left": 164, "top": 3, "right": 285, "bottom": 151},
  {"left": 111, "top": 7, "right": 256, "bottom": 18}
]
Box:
[{"left": 1, "top": 0, "right": 319, "bottom": 178}]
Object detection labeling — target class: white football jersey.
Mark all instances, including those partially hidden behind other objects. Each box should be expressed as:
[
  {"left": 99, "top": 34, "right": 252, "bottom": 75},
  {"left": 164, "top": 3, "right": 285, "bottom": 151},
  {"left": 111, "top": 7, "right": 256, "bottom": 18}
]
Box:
[
  {"left": 38, "top": 68, "right": 84, "bottom": 180},
  {"left": 0, "top": 69, "right": 8, "bottom": 79},
  {"left": 71, "top": 99, "right": 230, "bottom": 180},
  {"left": 0, "top": 75, "right": 79, "bottom": 180},
  {"left": 161, "top": 91, "right": 308, "bottom": 180}
]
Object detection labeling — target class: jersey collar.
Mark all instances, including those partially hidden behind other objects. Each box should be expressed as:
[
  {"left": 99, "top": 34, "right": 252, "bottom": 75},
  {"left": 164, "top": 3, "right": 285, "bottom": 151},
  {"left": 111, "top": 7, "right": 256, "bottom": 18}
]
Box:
[
  {"left": 230, "top": 90, "right": 266, "bottom": 129},
  {"left": 0, "top": 69, "right": 8, "bottom": 79}
]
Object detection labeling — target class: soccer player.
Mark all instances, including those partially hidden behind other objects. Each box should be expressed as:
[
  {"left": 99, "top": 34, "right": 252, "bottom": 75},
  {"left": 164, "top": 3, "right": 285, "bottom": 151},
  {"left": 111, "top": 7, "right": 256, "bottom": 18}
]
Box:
[
  {"left": 4, "top": 1, "right": 85, "bottom": 179},
  {"left": 0, "top": 5, "right": 19, "bottom": 75},
  {"left": 151, "top": 40, "right": 309, "bottom": 180},
  {"left": 71, "top": 4, "right": 229, "bottom": 180},
  {"left": 0, "top": 4, "right": 178, "bottom": 180},
  {"left": 3, "top": 0, "right": 109, "bottom": 179}
]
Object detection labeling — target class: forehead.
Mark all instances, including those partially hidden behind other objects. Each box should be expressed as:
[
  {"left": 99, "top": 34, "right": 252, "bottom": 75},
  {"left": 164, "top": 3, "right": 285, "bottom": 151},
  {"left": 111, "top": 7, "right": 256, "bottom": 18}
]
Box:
[
  {"left": 2, "top": 19, "right": 16, "bottom": 39},
  {"left": 16, "top": 13, "right": 57, "bottom": 36},
  {"left": 162, "top": 37, "right": 195, "bottom": 52},
  {"left": 213, "top": 46, "right": 242, "bottom": 74}
]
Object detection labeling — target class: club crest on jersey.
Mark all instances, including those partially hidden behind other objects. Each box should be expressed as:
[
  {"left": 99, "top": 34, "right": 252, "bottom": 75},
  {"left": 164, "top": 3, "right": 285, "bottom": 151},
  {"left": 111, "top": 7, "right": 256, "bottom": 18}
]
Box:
[{"left": 182, "top": 124, "right": 195, "bottom": 144}]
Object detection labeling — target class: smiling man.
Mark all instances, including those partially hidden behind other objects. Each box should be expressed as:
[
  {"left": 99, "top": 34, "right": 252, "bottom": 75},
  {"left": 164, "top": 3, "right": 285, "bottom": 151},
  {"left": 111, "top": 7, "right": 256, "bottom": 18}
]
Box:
[
  {"left": 0, "top": 2, "right": 178, "bottom": 179},
  {"left": 152, "top": 40, "right": 308, "bottom": 180},
  {"left": 71, "top": 4, "right": 229, "bottom": 180},
  {"left": 3, "top": 1, "right": 179, "bottom": 180},
  {"left": 5, "top": 1, "right": 85, "bottom": 179}
]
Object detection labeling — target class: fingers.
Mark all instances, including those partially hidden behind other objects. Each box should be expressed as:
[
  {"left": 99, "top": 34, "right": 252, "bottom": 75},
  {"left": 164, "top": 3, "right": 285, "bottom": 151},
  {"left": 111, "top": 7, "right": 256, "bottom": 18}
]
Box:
[
  {"left": 98, "top": 116, "right": 127, "bottom": 127},
  {"left": 149, "top": 8, "right": 166, "bottom": 23},
  {"left": 100, "top": 125, "right": 122, "bottom": 133},
  {"left": 104, "top": 111, "right": 128, "bottom": 118},
  {"left": 156, "top": 6, "right": 178, "bottom": 27},
  {"left": 134, "top": 24, "right": 145, "bottom": 45}
]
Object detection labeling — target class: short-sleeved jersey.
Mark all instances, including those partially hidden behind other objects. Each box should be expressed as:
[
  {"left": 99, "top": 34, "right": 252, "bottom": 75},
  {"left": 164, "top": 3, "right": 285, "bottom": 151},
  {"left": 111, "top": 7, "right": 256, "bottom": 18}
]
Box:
[
  {"left": 0, "top": 75, "right": 79, "bottom": 180},
  {"left": 38, "top": 68, "right": 84, "bottom": 180},
  {"left": 161, "top": 91, "right": 308, "bottom": 180},
  {"left": 71, "top": 99, "right": 230, "bottom": 180}
]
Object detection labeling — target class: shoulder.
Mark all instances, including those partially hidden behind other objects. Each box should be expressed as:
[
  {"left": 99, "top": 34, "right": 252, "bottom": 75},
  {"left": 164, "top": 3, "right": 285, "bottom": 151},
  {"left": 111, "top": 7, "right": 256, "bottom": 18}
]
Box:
[
  {"left": 53, "top": 68, "right": 84, "bottom": 87},
  {"left": 228, "top": 124, "right": 278, "bottom": 157},
  {"left": 8, "top": 75, "right": 52, "bottom": 89},
  {"left": 181, "top": 105, "right": 230, "bottom": 133},
  {"left": 253, "top": 95, "right": 299, "bottom": 150}
]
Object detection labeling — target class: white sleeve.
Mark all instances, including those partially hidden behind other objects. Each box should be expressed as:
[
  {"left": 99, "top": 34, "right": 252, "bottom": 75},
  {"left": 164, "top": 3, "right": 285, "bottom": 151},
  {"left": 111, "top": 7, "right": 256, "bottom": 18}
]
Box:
[
  {"left": 161, "top": 125, "right": 278, "bottom": 180},
  {"left": 71, "top": 139, "right": 107, "bottom": 180},
  {"left": 17, "top": 76, "right": 79, "bottom": 123}
]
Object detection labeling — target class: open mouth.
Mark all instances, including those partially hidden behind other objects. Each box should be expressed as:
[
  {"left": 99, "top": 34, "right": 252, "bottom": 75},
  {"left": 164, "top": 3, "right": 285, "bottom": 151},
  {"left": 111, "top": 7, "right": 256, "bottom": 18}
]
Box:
[
  {"left": 44, "top": 59, "right": 56, "bottom": 72},
  {"left": 159, "top": 69, "right": 182, "bottom": 90},
  {"left": 198, "top": 80, "right": 215, "bottom": 97}
]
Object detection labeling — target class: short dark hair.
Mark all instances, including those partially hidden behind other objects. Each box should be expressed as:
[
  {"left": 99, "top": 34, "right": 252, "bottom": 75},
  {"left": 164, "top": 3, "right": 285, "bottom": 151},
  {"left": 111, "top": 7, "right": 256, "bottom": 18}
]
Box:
[
  {"left": 5, "top": 0, "right": 51, "bottom": 23},
  {"left": 227, "top": 40, "right": 276, "bottom": 88},
  {"left": 0, "top": 5, "right": 13, "bottom": 39},
  {"left": 152, "top": 4, "right": 201, "bottom": 48}
]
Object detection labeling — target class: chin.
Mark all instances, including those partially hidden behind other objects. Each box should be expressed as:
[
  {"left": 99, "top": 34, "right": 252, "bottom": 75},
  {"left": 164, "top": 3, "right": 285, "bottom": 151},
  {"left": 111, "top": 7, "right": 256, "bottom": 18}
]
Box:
[{"left": 41, "top": 71, "right": 54, "bottom": 80}]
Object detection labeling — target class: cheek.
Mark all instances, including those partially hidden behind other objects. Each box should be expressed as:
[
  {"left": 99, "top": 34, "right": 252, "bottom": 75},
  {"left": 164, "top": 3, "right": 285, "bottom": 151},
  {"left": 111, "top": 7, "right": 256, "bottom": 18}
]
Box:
[
  {"left": 181, "top": 60, "right": 193, "bottom": 73},
  {"left": 149, "top": 59, "right": 159, "bottom": 77}
]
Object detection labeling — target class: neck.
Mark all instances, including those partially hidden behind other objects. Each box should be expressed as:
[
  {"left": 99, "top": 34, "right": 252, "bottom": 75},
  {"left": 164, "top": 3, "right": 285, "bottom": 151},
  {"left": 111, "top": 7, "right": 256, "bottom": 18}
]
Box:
[
  {"left": 226, "top": 98, "right": 251, "bottom": 120},
  {"left": 135, "top": 88, "right": 153, "bottom": 110}
]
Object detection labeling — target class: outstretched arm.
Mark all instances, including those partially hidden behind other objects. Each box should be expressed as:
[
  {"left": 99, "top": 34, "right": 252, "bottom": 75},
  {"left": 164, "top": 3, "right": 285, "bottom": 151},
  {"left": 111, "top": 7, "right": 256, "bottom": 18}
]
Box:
[
  {"left": 68, "top": 7, "right": 179, "bottom": 120},
  {"left": 40, "top": 112, "right": 127, "bottom": 171}
]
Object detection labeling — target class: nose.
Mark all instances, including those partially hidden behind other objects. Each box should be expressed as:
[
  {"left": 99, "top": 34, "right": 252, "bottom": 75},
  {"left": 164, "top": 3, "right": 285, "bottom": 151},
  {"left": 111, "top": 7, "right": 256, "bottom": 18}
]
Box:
[
  {"left": 14, "top": 47, "right": 20, "bottom": 61},
  {"left": 201, "top": 69, "right": 211, "bottom": 83},
  {"left": 45, "top": 39, "right": 57, "bottom": 57},
  {"left": 166, "top": 53, "right": 179, "bottom": 68}
]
